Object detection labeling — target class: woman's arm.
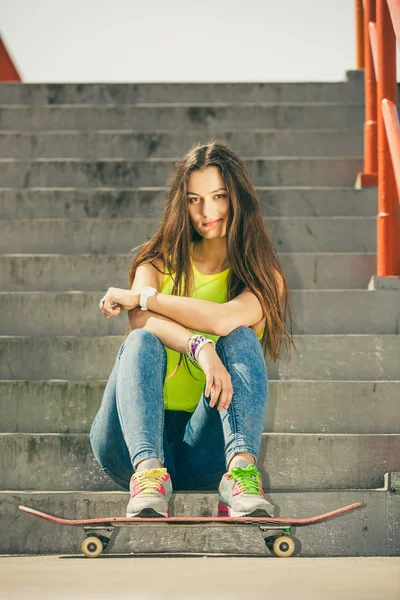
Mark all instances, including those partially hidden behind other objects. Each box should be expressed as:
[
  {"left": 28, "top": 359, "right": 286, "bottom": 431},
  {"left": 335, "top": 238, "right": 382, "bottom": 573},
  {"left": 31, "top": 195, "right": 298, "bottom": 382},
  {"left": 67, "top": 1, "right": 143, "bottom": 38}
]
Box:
[
  {"left": 145, "top": 293, "right": 225, "bottom": 337},
  {"left": 145, "top": 287, "right": 264, "bottom": 337},
  {"left": 129, "top": 307, "right": 214, "bottom": 353},
  {"left": 144, "top": 269, "right": 284, "bottom": 336},
  {"left": 126, "top": 257, "right": 224, "bottom": 335}
]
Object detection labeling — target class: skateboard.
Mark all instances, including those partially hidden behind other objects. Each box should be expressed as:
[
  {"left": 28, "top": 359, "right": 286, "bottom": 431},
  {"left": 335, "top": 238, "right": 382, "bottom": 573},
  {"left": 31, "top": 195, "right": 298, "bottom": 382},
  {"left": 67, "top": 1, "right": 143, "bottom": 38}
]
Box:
[{"left": 19, "top": 502, "right": 362, "bottom": 558}]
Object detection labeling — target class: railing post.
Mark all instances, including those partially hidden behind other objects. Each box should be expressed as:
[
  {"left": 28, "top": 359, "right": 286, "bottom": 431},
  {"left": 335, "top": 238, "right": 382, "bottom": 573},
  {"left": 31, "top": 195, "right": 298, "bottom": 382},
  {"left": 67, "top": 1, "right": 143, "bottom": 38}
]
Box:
[
  {"left": 356, "top": 0, "right": 365, "bottom": 68},
  {"left": 375, "top": 0, "right": 399, "bottom": 278},
  {"left": 355, "top": 0, "right": 378, "bottom": 188}
]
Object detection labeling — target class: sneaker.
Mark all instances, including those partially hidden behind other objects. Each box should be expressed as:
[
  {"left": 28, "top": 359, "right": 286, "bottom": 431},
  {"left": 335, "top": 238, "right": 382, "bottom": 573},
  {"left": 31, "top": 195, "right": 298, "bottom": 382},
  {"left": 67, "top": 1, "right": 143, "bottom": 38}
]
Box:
[
  {"left": 126, "top": 467, "right": 173, "bottom": 518},
  {"left": 217, "top": 464, "right": 275, "bottom": 518}
]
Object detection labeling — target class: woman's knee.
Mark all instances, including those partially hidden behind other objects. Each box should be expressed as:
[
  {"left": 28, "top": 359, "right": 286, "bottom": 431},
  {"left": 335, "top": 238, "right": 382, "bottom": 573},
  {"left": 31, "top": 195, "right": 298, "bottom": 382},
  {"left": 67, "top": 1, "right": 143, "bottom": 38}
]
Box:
[
  {"left": 216, "top": 325, "right": 262, "bottom": 357},
  {"left": 121, "top": 328, "right": 167, "bottom": 364},
  {"left": 125, "top": 327, "right": 165, "bottom": 348}
]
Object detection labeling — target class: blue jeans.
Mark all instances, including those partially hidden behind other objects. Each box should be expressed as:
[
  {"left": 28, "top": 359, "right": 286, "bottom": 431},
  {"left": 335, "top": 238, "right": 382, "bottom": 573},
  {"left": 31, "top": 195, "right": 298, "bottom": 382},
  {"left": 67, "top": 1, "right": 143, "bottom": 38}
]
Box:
[{"left": 89, "top": 326, "right": 268, "bottom": 491}]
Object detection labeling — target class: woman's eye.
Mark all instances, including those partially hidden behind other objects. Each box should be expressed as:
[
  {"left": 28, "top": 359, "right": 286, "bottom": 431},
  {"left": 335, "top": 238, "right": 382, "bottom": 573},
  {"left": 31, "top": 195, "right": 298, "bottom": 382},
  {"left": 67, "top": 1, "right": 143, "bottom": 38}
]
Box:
[{"left": 188, "top": 194, "right": 226, "bottom": 203}]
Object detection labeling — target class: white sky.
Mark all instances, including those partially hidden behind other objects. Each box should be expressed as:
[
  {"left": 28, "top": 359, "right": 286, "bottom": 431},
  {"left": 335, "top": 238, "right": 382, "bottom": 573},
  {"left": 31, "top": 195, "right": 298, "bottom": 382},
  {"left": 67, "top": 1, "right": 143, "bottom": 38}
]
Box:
[{"left": 1, "top": 0, "right": 400, "bottom": 82}]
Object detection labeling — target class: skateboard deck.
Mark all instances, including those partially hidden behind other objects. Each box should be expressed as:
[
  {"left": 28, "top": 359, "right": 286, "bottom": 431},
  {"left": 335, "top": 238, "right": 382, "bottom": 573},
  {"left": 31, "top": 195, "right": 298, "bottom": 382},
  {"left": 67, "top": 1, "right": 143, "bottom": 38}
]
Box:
[
  {"left": 18, "top": 502, "right": 362, "bottom": 558},
  {"left": 19, "top": 502, "right": 362, "bottom": 527}
]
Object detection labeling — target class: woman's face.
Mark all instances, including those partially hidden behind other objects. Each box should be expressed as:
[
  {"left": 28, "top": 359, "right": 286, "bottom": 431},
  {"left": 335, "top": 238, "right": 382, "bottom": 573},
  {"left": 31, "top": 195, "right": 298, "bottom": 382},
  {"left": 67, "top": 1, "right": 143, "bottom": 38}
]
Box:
[{"left": 186, "top": 166, "right": 230, "bottom": 239}]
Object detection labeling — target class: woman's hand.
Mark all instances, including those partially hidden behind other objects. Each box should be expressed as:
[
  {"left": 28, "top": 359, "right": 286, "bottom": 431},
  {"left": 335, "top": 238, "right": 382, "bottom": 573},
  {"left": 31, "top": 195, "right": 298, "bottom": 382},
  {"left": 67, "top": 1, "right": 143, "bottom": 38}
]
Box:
[
  {"left": 99, "top": 288, "right": 140, "bottom": 319},
  {"left": 196, "top": 343, "right": 234, "bottom": 412}
]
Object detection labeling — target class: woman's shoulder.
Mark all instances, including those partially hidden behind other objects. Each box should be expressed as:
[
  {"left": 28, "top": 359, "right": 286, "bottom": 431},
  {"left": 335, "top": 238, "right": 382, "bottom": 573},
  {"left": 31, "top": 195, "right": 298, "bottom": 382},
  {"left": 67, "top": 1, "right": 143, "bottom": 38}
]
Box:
[{"left": 137, "top": 257, "right": 167, "bottom": 291}]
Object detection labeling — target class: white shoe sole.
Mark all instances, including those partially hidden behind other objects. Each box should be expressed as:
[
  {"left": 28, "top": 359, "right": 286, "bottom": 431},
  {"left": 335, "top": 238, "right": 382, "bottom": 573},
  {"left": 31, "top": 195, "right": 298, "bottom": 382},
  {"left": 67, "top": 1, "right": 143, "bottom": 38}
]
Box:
[
  {"left": 218, "top": 502, "right": 274, "bottom": 518},
  {"left": 126, "top": 505, "right": 169, "bottom": 518}
]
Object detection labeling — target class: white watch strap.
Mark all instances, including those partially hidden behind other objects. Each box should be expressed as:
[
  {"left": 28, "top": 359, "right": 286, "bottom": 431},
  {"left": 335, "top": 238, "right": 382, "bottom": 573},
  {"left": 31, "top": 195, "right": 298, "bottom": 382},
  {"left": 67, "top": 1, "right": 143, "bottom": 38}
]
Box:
[
  {"left": 140, "top": 290, "right": 148, "bottom": 311},
  {"left": 140, "top": 287, "right": 156, "bottom": 311}
]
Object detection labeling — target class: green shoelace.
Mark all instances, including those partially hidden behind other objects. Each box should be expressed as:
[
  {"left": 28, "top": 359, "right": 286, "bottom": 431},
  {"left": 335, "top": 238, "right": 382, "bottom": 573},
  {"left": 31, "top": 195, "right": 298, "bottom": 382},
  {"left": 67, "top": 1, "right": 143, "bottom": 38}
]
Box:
[{"left": 228, "top": 464, "right": 263, "bottom": 495}]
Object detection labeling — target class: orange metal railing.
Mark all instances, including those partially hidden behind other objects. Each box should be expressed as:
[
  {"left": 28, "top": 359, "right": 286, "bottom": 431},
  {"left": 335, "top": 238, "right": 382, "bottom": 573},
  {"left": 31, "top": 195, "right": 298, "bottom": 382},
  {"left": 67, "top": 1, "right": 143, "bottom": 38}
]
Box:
[
  {"left": 356, "top": 0, "right": 400, "bottom": 278},
  {"left": 0, "top": 36, "right": 21, "bottom": 81}
]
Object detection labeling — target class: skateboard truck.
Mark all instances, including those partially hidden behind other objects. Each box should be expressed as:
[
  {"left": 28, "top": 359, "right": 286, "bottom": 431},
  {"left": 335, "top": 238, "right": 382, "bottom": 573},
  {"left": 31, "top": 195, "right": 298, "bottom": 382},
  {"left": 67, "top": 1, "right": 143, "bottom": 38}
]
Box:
[{"left": 82, "top": 526, "right": 114, "bottom": 555}]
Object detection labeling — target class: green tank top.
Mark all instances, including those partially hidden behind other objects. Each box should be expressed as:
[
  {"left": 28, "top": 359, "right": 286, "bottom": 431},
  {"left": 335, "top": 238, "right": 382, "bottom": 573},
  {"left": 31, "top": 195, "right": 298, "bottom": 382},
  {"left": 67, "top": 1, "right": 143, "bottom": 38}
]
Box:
[{"left": 159, "top": 241, "right": 265, "bottom": 412}]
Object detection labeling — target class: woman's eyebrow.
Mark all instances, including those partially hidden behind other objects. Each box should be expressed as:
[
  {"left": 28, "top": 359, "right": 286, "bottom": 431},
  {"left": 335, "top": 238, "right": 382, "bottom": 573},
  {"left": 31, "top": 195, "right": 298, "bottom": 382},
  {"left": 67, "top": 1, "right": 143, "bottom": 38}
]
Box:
[{"left": 187, "top": 187, "right": 227, "bottom": 195}]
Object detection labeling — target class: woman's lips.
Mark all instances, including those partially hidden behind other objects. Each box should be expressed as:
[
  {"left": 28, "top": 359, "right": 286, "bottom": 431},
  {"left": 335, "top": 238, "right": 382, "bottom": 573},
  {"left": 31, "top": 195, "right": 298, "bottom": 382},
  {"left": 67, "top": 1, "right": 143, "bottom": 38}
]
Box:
[{"left": 203, "top": 218, "right": 222, "bottom": 227}]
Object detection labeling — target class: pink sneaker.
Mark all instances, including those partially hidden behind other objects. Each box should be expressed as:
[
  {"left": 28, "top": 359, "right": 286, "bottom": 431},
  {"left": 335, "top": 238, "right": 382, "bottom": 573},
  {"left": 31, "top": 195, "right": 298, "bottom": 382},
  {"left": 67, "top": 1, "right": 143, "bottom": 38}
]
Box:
[{"left": 126, "top": 467, "right": 173, "bottom": 518}]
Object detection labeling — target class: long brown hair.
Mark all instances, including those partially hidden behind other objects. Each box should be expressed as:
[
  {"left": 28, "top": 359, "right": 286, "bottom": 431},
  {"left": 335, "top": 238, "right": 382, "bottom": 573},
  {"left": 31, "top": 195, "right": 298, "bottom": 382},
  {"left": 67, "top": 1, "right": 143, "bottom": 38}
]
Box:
[{"left": 122, "top": 139, "right": 298, "bottom": 376}]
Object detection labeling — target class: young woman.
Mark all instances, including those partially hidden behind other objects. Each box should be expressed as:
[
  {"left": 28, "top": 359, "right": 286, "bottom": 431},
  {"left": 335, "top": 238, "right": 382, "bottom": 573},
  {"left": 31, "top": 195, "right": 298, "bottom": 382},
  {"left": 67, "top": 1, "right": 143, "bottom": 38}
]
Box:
[{"left": 90, "top": 139, "right": 297, "bottom": 518}]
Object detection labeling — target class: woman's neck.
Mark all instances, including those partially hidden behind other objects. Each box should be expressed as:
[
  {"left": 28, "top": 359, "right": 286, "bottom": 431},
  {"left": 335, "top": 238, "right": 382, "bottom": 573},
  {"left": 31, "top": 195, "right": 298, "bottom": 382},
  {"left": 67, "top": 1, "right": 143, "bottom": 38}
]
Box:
[{"left": 192, "top": 239, "right": 230, "bottom": 274}]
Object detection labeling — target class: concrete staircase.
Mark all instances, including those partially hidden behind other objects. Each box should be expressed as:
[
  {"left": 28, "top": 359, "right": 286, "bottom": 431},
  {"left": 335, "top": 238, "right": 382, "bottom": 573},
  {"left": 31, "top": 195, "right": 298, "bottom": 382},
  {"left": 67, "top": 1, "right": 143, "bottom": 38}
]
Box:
[{"left": 1, "top": 70, "right": 399, "bottom": 557}]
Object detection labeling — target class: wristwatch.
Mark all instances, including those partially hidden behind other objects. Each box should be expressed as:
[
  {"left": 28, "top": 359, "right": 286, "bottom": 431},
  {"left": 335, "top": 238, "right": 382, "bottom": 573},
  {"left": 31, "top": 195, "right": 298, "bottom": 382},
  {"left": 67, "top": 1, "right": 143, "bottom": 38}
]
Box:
[{"left": 140, "top": 286, "right": 158, "bottom": 311}]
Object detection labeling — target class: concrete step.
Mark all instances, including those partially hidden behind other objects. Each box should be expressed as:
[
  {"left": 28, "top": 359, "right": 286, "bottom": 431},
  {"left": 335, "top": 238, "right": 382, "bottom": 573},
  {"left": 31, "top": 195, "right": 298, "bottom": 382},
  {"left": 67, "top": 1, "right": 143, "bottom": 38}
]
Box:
[
  {"left": 0, "top": 157, "right": 363, "bottom": 187},
  {"left": 1, "top": 291, "right": 399, "bottom": 336},
  {"left": 0, "top": 77, "right": 368, "bottom": 104},
  {"left": 0, "top": 253, "right": 376, "bottom": 291},
  {"left": 0, "top": 130, "right": 364, "bottom": 159},
  {"left": 0, "top": 334, "right": 398, "bottom": 381},
  {"left": 0, "top": 217, "right": 377, "bottom": 254},
  {"left": 0, "top": 104, "right": 366, "bottom": 132},
  {"left": 0, "top": 187, "right": 378, "bottom": 219},
  {"left": 1, "top": 433, "right": 399, "bottom": 491},
  {"left": 1, "top": 380, "right": 399, "bottom": 435},
  {"left": 2, "top": 476, "right": 400, "bottom": 556}
]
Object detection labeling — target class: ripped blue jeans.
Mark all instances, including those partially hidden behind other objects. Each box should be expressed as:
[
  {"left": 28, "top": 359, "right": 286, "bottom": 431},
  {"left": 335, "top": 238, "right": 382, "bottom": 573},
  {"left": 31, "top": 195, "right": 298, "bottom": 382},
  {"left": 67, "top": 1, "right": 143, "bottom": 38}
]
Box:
[{"left": 89, "top": 326, "right": 268, "bottom": 491}]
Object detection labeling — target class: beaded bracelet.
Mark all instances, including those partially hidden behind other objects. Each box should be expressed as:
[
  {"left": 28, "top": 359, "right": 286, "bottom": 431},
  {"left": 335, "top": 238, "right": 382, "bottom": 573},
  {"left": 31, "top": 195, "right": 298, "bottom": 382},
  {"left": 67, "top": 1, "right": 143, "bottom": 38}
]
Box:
[
  {"left": 185, "top": 334, "right": 215, "bottom": 362},
  {"left": 186, "top": 334, "right": 206, "bottom": 360}
]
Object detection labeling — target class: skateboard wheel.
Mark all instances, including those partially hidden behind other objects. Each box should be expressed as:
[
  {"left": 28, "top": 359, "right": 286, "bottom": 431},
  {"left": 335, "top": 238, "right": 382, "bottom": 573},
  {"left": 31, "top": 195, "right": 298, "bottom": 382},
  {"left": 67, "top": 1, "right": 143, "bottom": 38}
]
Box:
[
  {"left": 81, "top": 536, "right": 103, "bottom": 558},
  {"left": 271, "top": 535, "right": 295, "bottom": 558}
]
